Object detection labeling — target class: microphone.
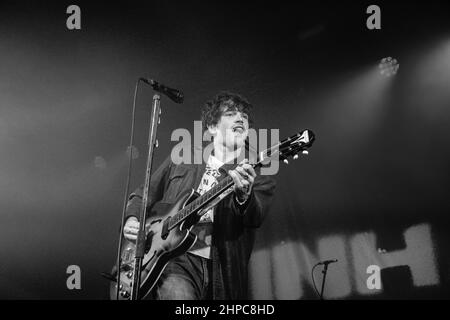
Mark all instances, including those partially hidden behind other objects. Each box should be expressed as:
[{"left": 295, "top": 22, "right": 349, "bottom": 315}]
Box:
[
  {"left": 140, "top": 78, "right": 184, "bottom": 104},
  {"left": 318, "top": 259, "right": 338, "bottom": 265}
]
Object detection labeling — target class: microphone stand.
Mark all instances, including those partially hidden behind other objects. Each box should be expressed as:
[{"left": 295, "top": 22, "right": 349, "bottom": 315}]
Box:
[
  {"left": 319, "top": 262, "right": 330, "bottom": 300},
  {"left": 114, "top": 78, "right": 179, "bottom": 299},
  {"left": 129, "top": 93, "right": 161, "bottom": 300}
]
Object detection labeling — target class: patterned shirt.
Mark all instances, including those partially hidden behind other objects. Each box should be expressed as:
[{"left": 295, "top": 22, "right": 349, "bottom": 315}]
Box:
[{"left": 188, "top": 155, "right": 224, "bottom": 259}]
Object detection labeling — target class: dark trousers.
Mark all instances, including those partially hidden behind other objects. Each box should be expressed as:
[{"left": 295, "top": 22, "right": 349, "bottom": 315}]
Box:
[{"left": 151, "top": 252, "right": 212, "bottom": 300}]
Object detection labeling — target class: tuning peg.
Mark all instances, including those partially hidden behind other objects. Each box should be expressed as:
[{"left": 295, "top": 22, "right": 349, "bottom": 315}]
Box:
[
  {"left": 302, "top": 150, "right": 309, "bottom": 155},
  {"left": 293, "top": 155, "right": 299, "bottom": 160},
  {"left": 283, "top": 159, "right": 289, "bottom": 164}
]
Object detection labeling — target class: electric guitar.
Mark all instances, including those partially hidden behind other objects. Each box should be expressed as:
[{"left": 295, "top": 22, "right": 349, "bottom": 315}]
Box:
[{"left": 110, "top": 129, "right": 315, "bottom": 299}]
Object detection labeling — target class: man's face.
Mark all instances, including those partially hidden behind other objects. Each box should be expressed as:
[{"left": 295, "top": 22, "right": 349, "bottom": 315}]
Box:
[{"left": 209, "top": 105, "right": 249, "bottom": 150}]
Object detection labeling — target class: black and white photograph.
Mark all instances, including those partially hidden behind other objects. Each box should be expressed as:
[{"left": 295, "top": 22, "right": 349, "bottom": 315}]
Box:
[{"left": 1, "top": 0, "right": 449, "bottom": 306}]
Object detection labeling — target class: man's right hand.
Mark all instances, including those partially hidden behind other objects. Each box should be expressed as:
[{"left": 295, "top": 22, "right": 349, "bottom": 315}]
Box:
[{"left": 123, "top": 217, "right": 140, "bottom": 241}]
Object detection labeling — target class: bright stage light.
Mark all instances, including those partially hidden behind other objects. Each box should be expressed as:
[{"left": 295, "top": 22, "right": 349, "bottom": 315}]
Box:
[{"left": 379, "top": 57, "right": 399, "bottom": 77}]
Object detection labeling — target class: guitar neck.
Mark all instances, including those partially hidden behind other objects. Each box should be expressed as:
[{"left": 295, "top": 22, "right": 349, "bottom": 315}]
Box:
[
  {"left": 167, "top": 175, "right": 233, "bottom": 231},
  {"left": 167, "top": 162, "right": 261, "bottom": 231},
  {"left": 164, "top": 129, "right": 315, "bottom": 232}
]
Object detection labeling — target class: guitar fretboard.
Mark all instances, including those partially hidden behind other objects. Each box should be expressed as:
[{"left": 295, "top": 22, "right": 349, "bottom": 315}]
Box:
[{"left": 167, "top": 174, "right": 235, "bottom": 230}]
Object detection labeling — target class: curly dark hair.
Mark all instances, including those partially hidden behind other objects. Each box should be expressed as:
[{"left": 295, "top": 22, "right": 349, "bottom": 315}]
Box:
[{"left": 201, "top": 91, "right": 254, "bottom": 131}]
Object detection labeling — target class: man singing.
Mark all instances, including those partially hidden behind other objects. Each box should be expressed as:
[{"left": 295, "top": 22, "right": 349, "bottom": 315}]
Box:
[{"left": 122, "top": 91, "right": 276, "bottom": 299}]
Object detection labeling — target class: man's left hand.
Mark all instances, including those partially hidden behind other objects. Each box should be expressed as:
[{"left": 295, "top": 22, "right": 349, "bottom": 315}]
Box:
[{"left": 228, "top": 159, "right": 257, "bottom": 203}]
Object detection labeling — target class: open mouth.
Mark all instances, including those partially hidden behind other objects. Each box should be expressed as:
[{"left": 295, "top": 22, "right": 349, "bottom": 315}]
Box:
[{"left": 232, "top": 125, "right": 245, "bottom": 133}]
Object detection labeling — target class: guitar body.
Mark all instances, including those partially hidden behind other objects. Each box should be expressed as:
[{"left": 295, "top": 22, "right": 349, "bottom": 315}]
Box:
[{"left": 111, "top": 189, "right": 199, "bottom": 300}]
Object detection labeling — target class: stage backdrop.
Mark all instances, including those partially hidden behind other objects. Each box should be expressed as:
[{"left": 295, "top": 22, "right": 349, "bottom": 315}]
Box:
[{"left": 0, "top": 1, "right": 449, "bottom": 299}]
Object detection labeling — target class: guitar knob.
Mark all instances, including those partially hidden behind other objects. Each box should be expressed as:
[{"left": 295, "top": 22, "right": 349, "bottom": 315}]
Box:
[
  {"left": 127, "top": 271, "right": 133, "bottom": 279},
  {"left": 283, "top": 159, "right": 289, "bottom": 164},
  {"left": 121, "top": 290, "right": 130, "bottom": 298},
  {"left": 119, "top": 284, "right": 123, "bottom": 290},
  {"left": 302, "top": 150, "right": 309, "bottom": 155},
  {"left": 293, "top": 155, "right": 299, "bottom": 160}
]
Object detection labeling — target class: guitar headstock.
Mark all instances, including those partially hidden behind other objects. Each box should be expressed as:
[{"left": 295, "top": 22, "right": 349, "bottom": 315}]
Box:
[
  {"left": 279, "top": 129, "right": 315, "bottom": 164},
  {"left": 258, "top": 129, "right": 315, "bottom": 165}
]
